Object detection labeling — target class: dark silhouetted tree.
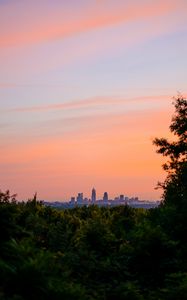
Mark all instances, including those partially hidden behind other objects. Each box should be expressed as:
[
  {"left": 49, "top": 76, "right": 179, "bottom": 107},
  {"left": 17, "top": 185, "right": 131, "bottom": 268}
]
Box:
[{"left": 153, "top": 95, "right": 187, "bottom": 206}]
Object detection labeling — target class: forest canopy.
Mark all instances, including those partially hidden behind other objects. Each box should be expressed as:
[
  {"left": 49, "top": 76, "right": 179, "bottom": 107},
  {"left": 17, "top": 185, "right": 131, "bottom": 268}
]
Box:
[{"left": 0, "top": 96, "right": 187, "bottom": 300}]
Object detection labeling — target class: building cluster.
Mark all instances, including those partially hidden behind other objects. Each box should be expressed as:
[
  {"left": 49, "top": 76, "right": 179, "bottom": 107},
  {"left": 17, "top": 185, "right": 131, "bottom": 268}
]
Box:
[
  {"left": 69, "top": 188, "right": 140, "bottom": 207},
  {"left": 44, "top": 188, "right": 160, "bottom": 209}
]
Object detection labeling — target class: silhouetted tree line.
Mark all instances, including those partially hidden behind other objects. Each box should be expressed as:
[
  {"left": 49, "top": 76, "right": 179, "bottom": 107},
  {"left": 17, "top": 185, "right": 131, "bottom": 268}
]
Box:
[{"left": 0, "top": 96, "right": 186, "bottom": 300}]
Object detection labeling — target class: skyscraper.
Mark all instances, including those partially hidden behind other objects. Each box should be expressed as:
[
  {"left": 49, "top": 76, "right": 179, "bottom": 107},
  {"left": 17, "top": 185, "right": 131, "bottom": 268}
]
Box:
[
  {"left": 103, "top": 192, "right": 108, "bottom": 202},
  {"left": 91, "top": 187, "right": 96, "bottom": 203},
  {"left": 77, "top": 193, "right": 83, "bottom": 204}
]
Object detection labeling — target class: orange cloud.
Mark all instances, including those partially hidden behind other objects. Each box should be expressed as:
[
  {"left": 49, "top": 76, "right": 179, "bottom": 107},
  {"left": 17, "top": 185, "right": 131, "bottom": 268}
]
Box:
[
  {"left": 0, "top": 1, "right": 177, "bottom": 47},
  {"left": 0, "top": 105, "right": 171, "bottom": 171},
  {"left": 0, "top": 107, "right": 168, "bottom": 200}
]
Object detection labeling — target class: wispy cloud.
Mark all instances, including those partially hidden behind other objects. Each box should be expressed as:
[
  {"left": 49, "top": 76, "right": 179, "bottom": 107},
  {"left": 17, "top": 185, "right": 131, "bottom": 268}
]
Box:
[
  {"left": 5, "top": 95, "right": 171, "bottom": 113},
  {"left": 0, "top": 0, "right": 177, "bottom": 47},
  {"left": 0, "top": 83, "right": 16, "bottom": 88}
]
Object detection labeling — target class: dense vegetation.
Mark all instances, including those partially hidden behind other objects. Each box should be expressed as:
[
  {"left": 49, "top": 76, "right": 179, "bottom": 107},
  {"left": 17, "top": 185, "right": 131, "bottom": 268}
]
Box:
[{"left": 0, "top": 96, "right": 186, "bottom": 300}]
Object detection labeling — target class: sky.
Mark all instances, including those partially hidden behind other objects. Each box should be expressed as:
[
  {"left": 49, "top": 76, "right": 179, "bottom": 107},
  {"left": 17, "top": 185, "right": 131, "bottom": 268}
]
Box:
[{"left": 0, "top": 0, "right": 187, "bottom": 201}]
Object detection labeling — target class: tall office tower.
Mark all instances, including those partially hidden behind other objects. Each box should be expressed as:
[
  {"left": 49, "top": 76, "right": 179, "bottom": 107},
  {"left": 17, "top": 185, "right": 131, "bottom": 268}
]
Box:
[
  {"left": 77, "top": 193, "right": 83, "bottom": 204},
  {"left": 70, "top": 197, "right": 76, "bottom": 204},
  {"left": 91, "top": 188, "right": 96, "bottom": 203},
  {"left": 103, "top": 192, "right": 108, "bottom": 201}
]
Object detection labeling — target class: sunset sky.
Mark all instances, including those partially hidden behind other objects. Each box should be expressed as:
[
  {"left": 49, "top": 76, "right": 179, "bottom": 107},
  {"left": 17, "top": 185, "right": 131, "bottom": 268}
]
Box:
[{"left": 0, "top": 0, "right": 187, "bottom": 201}]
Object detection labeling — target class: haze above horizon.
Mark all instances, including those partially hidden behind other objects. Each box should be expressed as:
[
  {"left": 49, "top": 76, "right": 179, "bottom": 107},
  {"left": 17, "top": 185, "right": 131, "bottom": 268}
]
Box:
[{"left": 1, "top": 0, "right": 187, "bottom": 201}]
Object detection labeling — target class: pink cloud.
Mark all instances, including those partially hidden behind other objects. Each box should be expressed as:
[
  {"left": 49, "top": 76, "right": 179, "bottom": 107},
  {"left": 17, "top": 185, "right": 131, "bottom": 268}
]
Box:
[
  {"left": 0, "top": 83, "right": 16, "bottom": 88},
  {"left": 0, "top": 107, "right": 170, "bottom": 173},
  {"left": 0, "top": 1, "right": 177, "bottom": 47},
  {"left": 6, "top": 94, "right": 172, "bottom": 113},
  {"left": 0, "top": 0, "right": 182, "bottom": 83},
  {"left": 0, "top": 105, "right": 171, "bottom": 200}
]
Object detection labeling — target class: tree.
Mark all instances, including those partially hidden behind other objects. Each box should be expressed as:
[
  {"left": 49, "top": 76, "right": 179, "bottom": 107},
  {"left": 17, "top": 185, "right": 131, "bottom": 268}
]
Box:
[
  {"left": 0, "top": 190, "right": 17, "bottom": 204},
  {"left": 153, "top": 95, "right": 187, "bottom": 206}
]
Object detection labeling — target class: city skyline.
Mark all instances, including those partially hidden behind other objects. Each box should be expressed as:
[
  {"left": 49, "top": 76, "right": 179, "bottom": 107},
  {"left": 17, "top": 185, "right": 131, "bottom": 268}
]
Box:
[
  {"left": 44, "top": 187, "right": 160, "bottom": 209},
  {"left": 52, "top": 187, "right": 145, "bottom": 203},
  {"left": 0, "top": 0, "right": 187, "bottom": 201}
]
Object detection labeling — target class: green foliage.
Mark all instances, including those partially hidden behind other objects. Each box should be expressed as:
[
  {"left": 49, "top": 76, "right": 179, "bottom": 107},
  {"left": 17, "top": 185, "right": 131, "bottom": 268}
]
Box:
[
  {"left": 0, "top": 96, "right": 186, "bottom": 299},
  {"left": 0, "top": 190, "right": 186, "bottom": 300},
  {"left": 153, "top": 96, "right": 187, "bottom": 170},
  {"left": 153, "top": 95, "right": 187, "bottom": 206}
]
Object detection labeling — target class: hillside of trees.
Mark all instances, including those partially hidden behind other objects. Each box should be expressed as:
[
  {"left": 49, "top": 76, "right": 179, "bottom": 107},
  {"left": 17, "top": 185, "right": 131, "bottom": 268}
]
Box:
[{"left": 0, "top": 96, "right": 186, "bottom": 300}]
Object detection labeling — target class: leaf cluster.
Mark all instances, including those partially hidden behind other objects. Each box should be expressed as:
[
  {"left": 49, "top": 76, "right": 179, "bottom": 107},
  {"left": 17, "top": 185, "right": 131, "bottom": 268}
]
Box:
[{"left": 0, "top": 193, "right": 187, "bottom": 299}]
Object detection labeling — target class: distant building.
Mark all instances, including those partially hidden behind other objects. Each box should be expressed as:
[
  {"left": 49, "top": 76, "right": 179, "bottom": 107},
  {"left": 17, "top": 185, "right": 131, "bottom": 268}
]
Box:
[
  {"left": 103, "top": 192, "right": 108, "bottom": 202},
  {"left": 83, "top": 197, "right": 89, "bottom": 204},
  {"left": 120, "top": 195, "right": 124, "bottom": 201},
  {"left": 91, "top": 188, "right": 96, "bottom": 203},
  {"left": 77, "top": 193, "right": 83, "bottom": 204},
  {"left": 70, "top": 197, "right": 75, "bottom": 204},
  {"left": 114, "top": 197, "right": 119, "bottom": 201}
]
